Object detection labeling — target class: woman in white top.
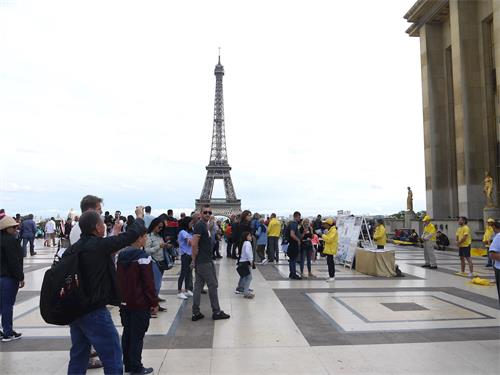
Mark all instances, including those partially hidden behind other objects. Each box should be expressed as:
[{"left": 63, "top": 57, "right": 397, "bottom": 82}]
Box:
[{"left": 235, "top": 231, "right": 255, "bottom": 299}]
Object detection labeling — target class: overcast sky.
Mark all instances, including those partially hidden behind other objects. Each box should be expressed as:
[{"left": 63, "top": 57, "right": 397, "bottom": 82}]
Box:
[{"left": 1, "top": 0, "right": 424, "bottom": 218}]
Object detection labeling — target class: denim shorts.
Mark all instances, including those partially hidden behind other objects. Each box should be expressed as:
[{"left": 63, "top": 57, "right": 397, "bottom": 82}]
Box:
[{"left": 459, "top": 246, "right": 471, "bottom": 257}]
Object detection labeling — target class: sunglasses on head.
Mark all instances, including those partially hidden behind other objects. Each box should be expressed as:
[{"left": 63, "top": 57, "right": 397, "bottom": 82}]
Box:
[{"left": 203, "top": 211, "right": 212, "bottom": 215}]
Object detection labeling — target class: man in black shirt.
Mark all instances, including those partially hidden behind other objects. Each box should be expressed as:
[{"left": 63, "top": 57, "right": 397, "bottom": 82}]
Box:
[{"left": 191, "top": 205, "right": 230, "bottom": 321}]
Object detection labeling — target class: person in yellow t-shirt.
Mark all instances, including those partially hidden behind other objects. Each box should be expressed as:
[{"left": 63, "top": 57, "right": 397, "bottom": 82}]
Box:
[
  {"left": 421, "top": 215, "right": 437, "bottom": 269},
  {"left": 373, "top": 219, "right": 387, "bottom": 249},
  {"left": 456, "top": 216, "right": 473, "bottom": 276},
  {"left": 321, "top": 218, "right": 338, "bottom": 282},
  {"left": 484, "top": 218, "right": 495, "bottom": 267}
]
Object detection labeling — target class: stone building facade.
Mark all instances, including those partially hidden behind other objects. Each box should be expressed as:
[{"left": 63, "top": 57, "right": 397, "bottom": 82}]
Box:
[{"left": 405, "top": 0, "right": 500, "bottom": 220}]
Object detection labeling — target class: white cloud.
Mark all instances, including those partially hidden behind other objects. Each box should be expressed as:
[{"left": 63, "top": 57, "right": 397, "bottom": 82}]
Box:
[{"left": 0, "top": 0, "right": 424, "bottom": 218}]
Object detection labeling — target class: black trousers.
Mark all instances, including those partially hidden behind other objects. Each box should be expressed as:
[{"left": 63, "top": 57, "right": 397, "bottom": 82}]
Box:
[
  {"left": 226, "top": 239, "right": 233, "bottom": 257},
  {"left": 326, "top": 254, "right": 336, "bottom": 277},
  {"left": 120, "top": 309, "right": 150, "bottom": 373}
]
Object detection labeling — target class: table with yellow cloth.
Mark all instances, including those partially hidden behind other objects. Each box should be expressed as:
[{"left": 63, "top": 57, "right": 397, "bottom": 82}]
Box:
[{"left": 354, "top": 247, "right": 396, "bottom": 277}]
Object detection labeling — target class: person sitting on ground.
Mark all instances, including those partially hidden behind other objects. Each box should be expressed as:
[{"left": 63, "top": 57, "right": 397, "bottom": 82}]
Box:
[
  {"left": 117, "top": 227, "right": 159, "bottom": 375},
  {"left": 435, "top": 231, "right": 450, "bottom": 250},
  {"left": 0, "top": 216, "right": 25, "bottom": 342},
  {"left": 66, "top": 206, "right": 146, "bottom": 375}
]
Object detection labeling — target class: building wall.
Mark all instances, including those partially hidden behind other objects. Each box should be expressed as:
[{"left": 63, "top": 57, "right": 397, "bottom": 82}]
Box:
[{"left": 407, "top": 0, "right": 499, "bottom": 220}]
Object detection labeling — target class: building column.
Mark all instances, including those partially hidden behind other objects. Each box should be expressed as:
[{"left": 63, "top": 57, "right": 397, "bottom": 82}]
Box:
[
  {"left": 493, "top": 0, "right": 500, "bottom": 207},
  {"left": 419, "top": 23, "right": 456, "bottom": 219},
  {"left": 449, "top": 0, "right": 488, "bottom": 219}
]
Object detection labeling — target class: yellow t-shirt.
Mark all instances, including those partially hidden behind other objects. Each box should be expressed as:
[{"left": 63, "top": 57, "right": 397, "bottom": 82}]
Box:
[
  {"left": 456, "top": 225, "right": 471, "bottom": 247},
  {"left": 423, "top": 223, "right": 437, "bottom": 241},
  {"left": 483, "top": 226, "right": 494, "bottom": 246},
  {"left": 373, "top": 225, "right": 387, "bottom": 246}
]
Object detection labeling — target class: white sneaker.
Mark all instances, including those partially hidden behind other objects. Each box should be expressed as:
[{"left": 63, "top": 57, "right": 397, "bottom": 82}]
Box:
[
  {"left": 261, "top": 259, "right": 268, "bottom": 265},
  {"left": 185, "top": 290, "right": 194, "bottom": 297},
  {"left": 468, "top": 273, "right": 474, "bottom": 277},
  {"left": 326, "top": 277, "right": 335, "bottom": 282},
  {"left": 177, "top": 292, "right": 188, "bottom": 300}
]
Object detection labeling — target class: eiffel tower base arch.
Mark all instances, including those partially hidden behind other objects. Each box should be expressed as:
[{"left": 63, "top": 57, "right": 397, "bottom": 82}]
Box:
[{"left": 195, "top": 199, "right": 242, "bottom": 217}]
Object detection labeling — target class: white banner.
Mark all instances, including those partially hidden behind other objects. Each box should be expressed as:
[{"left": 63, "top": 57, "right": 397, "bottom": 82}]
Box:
[{"left": 335, "top": 216, "right": 363, "bottom": 265}]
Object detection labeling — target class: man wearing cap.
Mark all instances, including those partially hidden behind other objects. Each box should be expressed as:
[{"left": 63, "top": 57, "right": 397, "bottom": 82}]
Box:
[
  {"left": 321, "top": 217, "right": 338, "bottom": 282},
  {"left": 0, "top": 216, "right": 25, "bottom": 342},
  {"left": 483, "top": 218, "right": 495, "bottom": 267},
  {"left": 421, "top": 215, "right": 437, "bottom": 269}
]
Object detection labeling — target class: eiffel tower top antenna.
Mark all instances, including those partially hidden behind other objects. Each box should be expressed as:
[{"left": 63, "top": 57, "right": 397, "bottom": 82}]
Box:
[{"left": 218, "top": 47, "right": 221, "bottom": 64}]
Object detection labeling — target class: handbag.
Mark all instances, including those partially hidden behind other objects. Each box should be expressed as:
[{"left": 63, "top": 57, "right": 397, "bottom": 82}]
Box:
[
  {"left": 157, "top": 248, "right": 174, "bottom": 271},
  {"left": 236, "top": 261, "right": 251, "bottom": 277}
]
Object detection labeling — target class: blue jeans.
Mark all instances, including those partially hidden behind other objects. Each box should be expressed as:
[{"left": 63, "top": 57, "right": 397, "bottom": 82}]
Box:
[
  {"left": 299, "top": 248, "right": 312, "bottom": 274},
  {"left": 237, "top": 272, "right": 253, "bottom": 296},
  {"left": 152, "top": 260, "right": 162, "bottom": 296},
  {"left": 0, "top": 277, "right": 19, "bottom": 336},
  {"left": 22, "top": 236, "right": 35, "bottom": 257},
  {"left": 68, "top": 307, "right": 123, "bottom": 375}
]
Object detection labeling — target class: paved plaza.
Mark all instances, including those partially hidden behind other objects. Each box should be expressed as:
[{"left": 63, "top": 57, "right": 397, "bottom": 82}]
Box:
[{"left": 1, "top": 240, "right": 499, "bottom": 374}]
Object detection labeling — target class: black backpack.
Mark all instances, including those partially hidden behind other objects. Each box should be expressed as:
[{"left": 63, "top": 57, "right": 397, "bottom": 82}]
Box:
[{"left": 39, "top": 244, "right": 90, "bottom": 325}]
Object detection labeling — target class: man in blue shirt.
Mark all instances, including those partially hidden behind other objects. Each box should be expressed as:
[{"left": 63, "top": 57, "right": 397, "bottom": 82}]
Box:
[
  {"left": 20, "top": 214, "right": 37, "bottom": 257},
  {"left": 488, "top": 220, "right": 500, "bottom": 305}
]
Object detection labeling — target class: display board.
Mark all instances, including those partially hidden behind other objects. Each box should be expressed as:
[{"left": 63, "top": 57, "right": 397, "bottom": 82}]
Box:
[{"left": 335, "top": 216, "right": 369, "bottom": 267}]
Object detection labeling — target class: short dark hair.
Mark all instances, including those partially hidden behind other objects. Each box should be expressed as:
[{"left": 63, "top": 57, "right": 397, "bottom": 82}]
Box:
[
  {"left": 377, "top": 219, "right": 384, "bottom": 225},
  {"left": 459, "top": 216, "right": 468, "bottom": 224},
  {"left": 167, "top": 209, "right": 173, "bottom": 215},
  {"left": 79, "top": 211, "right": 102, "bottom": 235},
  {"left": 179, "top": 216, "right": 192, "bottom": 231},
  {"left": 271, "top": 213, "right": 276, "bottom": 218},
  {"left": 241, "top": 231, "right": 251, "bottom": 244},
  {"left": 492, "top": 221, "right": 500, "bottom": 230},
  {"left": 51, "top": 217, "right": 55, "bottom": 221},
  {"left": 80, "top": 195, "right": 103, "bottom": 213},
  {"left": 28, "top": 214, "right": 34, "bottom": 219},
  {"left": 145, "top": 206, "right": 152, "bottom": 214},
  {"left": 200, "top": 204, "right": 211, "bottom": 212},
  {"left": 293, "top": 211, "right": 301, "bottom": 218}
]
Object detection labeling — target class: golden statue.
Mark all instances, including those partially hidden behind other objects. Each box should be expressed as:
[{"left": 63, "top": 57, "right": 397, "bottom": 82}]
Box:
[
  {"left": 407, "top": 186, "right": 413, "bottom": 211},
  {"left": 484, "top": 172, "right": 494, "bottom": 208}
]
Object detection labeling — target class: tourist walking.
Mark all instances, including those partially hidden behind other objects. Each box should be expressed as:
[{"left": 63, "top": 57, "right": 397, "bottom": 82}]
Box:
[
  {"left": 235, "top": 231, "right": 255, "bottom": 299},
  {"left": 267, "top": 213, "right": 281, "bottom": 262},
  {"left": 177, "top": 216, "right": 195, "bottom": 300},
  {"left": 66, "top": 207, "right": 146, "bottom": 375},
  {"left": 456, "top": 216, "right": 474, "bottom": 276},
  {"left": 421, "top": 215, "right": 437, "bottom": 269},
  {"left": 321, "top": 217, "right": 338, "bottom": 282},
  {"left": 191, "top": 205, "right": 230, "bottom": 321},
  {"left": 287, "top": 211, "right": 302, "bottom": 279},
  {"left": 0, "top": 216, "right": 24, "bottom": 342},
  {"left": 255, "top": 218, "right": 268, "bottom": 264},
  {"left": 44, "top": 217, "right": 56, "bottom": 247},
  {"left": 299, "top": 218, "right": 314, "bottom": 278},
  {"left": 373, "top": 219, "right": 387, "bottom": 250},
  {"left": 20, "top": 214, "right": 37, "bottom": 256},
  {"left": 117, "top": 228, "right": 158, "bottom": 375}
]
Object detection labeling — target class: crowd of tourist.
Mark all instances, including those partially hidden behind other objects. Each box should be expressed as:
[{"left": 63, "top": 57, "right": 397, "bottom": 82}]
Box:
[{"left": 1, "top": 199, "right": 500, "bottom": 374}]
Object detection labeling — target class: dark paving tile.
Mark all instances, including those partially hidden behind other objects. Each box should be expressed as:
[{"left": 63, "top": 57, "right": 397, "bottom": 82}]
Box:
[{"left": 381, "top": 302, "right": 429, "bottom": 311}]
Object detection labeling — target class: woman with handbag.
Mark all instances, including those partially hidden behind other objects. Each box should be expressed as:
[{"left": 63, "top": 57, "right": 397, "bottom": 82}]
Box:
[{"left": 145, "top": 218, "right": 168, "bottom": 315}]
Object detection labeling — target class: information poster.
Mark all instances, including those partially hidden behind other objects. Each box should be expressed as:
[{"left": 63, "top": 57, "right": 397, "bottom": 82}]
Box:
[{"left": 335, "top": 216, "right": 363, "bottom": 265}]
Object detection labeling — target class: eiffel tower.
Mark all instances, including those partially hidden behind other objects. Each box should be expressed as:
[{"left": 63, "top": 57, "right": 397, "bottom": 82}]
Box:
[{"left": 195, "top": 53, "right": 241, "bottom": 216}]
